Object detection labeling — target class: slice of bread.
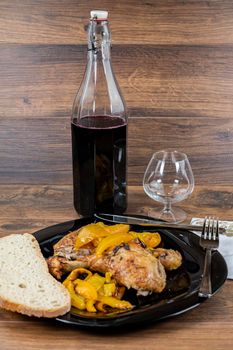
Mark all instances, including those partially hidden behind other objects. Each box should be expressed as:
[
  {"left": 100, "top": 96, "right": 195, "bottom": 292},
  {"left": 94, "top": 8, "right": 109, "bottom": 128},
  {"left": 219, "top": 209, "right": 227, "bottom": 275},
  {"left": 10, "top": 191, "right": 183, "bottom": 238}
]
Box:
[{"left": 0, "top": 233, "right": 71, "bottom": 318}]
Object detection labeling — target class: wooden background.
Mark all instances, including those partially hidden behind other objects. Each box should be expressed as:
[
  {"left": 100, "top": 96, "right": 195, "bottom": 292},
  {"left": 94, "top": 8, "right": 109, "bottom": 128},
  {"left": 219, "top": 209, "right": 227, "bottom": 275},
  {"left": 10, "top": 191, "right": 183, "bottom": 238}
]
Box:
[
  {"left": 1, "top": 2, "right": 233, "bottom": 350},
  {"left": 1, "top": 0, "right": 233, "bottom": 236}
]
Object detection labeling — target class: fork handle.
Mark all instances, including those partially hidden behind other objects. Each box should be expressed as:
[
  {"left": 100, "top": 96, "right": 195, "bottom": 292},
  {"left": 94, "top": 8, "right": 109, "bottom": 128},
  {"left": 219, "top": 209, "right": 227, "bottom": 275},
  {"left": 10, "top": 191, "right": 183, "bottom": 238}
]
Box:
[{"left": 199, "top": 249, "right": 212, "bottom": 298}]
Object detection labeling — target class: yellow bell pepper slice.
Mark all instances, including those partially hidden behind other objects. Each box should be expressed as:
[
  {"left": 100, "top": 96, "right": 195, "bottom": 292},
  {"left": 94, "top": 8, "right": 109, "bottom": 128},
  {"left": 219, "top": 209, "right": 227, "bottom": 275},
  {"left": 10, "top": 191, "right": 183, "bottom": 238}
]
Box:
[
  {"left": 103, "top": 223, "right": 130, "bottom": 235},
  {"left": 86, "top": 299, "right": 97, "bottom": 313},
  {"left": 97, "top": 285, "right": 105, "bottom": 297},
  {"left": 95, "top": 233, "right": 133, "bottom": 256},
  {"left": 103, "top": 283, "right": 116, "bottom": 297},
  {"left": 95, "top": 301, "right": 105, "bottom": 312},
  {"left": 71, "top": 293, "right": 86, "bottom": 310},
  {"left": 75, "top": 223, "right": 109, "bottom": 250},
  {"left": 130, "top": 231, "right": 161, "bottom": 248},
  {"left": 74, "top": 279, "right": 98, "bottom": 300},
  {"left": 105, "top": 272, "right": 112, "bottom": 283},
  {"left": 141, "top": 232, "right": 161, "bottom": 248},
  {"left": 65, "top": 281, "right": 86, "bottom": 310},
  {"left": 85, "top": 273, "right": 105, "bottom": 291},
  {"left": 98, "top": 296, "right": 133, "bottom": 310},
  {"left": 62, "top": 268, "right": 92, "bottom": 286}
]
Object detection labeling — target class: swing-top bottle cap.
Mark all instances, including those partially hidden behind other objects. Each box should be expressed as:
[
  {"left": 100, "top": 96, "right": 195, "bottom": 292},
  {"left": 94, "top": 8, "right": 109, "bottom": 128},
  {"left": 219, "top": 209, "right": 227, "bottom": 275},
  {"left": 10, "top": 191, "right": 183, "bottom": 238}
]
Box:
[{"left": 90, "top": 10, "right": 108, "bottom": 21}]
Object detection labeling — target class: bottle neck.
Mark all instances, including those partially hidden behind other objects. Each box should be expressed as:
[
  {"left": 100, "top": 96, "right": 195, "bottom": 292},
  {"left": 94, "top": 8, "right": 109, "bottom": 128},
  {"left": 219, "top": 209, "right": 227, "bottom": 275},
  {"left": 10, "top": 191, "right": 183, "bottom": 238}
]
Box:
[
  {"left": 87, "top": 19, "right": 111, "bottom": 60},
  {"left": 71, "top": 17, "right": 126, "bottom": 121}
]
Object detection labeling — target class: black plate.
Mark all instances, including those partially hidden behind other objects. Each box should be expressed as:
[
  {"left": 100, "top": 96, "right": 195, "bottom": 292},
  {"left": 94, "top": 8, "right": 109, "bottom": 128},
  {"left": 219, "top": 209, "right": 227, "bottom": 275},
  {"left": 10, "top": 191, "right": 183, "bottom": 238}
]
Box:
[{"left": 33, "top": 215, "right": 227, "bottom": 328}]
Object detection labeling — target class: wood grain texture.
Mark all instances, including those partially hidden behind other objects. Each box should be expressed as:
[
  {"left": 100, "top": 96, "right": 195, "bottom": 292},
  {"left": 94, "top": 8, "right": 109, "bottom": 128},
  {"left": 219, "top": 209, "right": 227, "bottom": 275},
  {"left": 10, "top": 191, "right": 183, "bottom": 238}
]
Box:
[
  {"left": 1, "top": 44, "right": 233, "bottom": 119},
  {"left": 1, "top": 184, "right": 233, "bottom": 238},
  {"left": 1, "top": 117, "right": 233, "bottom": 185},
  {"left": 1, "top": 0, "right": 233, "bottom": 45}
]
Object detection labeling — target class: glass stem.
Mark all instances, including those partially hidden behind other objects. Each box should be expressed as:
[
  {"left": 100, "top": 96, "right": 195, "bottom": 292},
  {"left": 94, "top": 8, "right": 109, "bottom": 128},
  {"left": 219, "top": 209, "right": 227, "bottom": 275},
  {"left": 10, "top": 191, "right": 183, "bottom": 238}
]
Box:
[{"left": 164, "top": 199, "right": 171, "bottom": 212}]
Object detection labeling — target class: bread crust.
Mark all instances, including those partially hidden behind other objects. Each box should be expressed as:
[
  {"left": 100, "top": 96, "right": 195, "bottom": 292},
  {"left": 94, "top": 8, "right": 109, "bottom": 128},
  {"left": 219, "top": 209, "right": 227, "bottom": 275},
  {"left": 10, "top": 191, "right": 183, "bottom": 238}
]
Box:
[
  {"left": 0, "top": 297, "right": 70, "bottom": 318},
  {"left": 0, "top": 233, "right": 71, "bottom": 318}
]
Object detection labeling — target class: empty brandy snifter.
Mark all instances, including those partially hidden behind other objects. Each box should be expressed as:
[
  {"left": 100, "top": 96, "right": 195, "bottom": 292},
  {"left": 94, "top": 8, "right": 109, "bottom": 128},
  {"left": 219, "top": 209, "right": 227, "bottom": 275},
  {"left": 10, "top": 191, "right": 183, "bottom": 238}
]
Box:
[{"left": 143, "top": 150, "right": 194, "bottom": 223}]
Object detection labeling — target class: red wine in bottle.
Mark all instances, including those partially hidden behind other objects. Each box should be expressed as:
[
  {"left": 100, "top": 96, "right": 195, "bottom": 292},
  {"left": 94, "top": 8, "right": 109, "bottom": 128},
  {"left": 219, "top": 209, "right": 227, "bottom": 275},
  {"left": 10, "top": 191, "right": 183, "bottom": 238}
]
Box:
[{"left": 72, "top": 116, "right": 127, "bottom": 216}]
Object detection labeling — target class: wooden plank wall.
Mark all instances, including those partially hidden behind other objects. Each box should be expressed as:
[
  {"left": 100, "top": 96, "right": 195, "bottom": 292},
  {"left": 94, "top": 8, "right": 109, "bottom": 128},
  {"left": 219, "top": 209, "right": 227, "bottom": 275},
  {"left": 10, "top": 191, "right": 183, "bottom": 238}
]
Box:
[{"left": 1, "top": 0, "right": 233, "bottom": 222}]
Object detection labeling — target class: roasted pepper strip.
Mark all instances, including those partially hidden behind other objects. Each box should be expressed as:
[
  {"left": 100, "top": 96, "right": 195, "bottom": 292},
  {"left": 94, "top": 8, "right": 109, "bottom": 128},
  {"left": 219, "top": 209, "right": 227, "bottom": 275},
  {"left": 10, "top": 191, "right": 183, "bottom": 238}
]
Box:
[
  {"left": 65, "top": 281, "right": 86, "bottom": 310},
  {"left": 75, "top": 223, "right": 109, "bottom": 249},
  {"left": 71, "top": 293, "right": 86, "bottom": 310},
  {"left": 95, "top": 301, "right": 106, "bottom": 312},
  {"left": 98, "top": 296, "right": 133, "bottom": 310},
  {"left": 74, "top": 279, "right": 98, "bottom": 300},
  {"left": 86, "top": 299, "right": 97, "bottom": 313},
  {"left": 86, "top": 273, "right": 105, "bottom": 291},
  {"left": 103, "top": 283, "right": 116, "bottom": 297},
  {"left": 130, "top": 231, "right": 161, "bottom": 248},
  {"left": 105, "top": 272, "right": 112, "bottom": 283},
  {"left": 62, "top": 268, "right": 92, "bottom": 286},
  {"left": 102, "top": 223, "right": 130, "bottom": 235},
  {"left": 95, "top": 233, "right": 133, "bottom": 256}
]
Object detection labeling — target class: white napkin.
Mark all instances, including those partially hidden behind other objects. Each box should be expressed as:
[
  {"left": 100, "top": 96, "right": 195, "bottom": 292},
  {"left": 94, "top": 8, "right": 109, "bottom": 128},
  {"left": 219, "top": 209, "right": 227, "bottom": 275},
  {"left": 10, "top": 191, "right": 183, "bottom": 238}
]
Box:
[{"left": 191, "top": 218, "right": 233, "bottom": 279}]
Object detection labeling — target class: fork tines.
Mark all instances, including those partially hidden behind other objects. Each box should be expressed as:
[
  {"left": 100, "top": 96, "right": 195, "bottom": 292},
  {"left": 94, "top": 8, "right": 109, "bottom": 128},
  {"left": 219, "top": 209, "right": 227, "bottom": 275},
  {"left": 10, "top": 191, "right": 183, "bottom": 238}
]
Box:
[{"left": 202, "top": 216, "right": 219, "bottom": 242}]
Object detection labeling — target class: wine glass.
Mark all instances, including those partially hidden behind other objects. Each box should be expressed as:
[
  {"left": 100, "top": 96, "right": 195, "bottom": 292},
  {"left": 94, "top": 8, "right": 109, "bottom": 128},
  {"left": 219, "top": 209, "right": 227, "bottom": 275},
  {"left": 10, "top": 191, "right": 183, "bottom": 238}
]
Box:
[{"left": 143, "top": 150, "right": 194, "bottom": 223}]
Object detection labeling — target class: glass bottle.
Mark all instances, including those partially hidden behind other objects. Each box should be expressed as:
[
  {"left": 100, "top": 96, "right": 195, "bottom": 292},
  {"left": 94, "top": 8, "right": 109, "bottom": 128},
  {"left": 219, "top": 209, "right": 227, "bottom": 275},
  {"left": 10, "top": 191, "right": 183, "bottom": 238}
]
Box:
[{"left": 71, "top": 10, "right": 127, "bottom": 216}]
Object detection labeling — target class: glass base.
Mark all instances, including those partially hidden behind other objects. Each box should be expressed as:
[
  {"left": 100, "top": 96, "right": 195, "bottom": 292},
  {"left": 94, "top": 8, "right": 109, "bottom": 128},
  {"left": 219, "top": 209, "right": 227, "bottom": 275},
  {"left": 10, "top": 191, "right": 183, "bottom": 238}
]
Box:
[{"left": 144, "top": 206, "right": 187, "bottom": 223}]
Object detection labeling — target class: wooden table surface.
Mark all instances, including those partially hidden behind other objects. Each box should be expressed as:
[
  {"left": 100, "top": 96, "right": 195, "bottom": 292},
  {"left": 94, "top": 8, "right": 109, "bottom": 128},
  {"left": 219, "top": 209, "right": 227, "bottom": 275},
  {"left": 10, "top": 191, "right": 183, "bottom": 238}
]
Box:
[{"left": 1, "top": 1, "right": 233, "bottom": 349}]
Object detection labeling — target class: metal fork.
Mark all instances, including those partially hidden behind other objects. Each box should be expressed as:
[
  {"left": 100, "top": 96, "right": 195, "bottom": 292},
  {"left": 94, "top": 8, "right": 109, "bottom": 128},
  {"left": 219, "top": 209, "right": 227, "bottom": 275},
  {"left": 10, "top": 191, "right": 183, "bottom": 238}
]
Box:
[{"left": 198, "top": 217, "right": 219, "bottom": 298}]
